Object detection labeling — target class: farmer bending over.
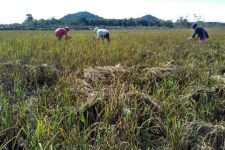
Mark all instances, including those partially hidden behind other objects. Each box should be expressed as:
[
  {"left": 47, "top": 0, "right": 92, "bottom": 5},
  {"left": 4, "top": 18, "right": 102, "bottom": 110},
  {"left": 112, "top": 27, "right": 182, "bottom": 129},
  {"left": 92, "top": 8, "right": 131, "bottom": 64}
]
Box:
[
  {"left": 54, "top": 27, "right": 70, "bottom": 40},
  {"left": 188, "top": 23, "right": 209, "bottom": 46},
  {"left": 94, "top": 27, "right": 110, "bottom": 42}
]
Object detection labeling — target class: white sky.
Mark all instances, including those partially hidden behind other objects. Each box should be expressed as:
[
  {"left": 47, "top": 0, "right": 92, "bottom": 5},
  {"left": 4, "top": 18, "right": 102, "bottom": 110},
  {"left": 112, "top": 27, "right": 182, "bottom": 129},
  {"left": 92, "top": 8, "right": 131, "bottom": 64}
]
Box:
[{"left": 1, "top": 0, "right": 225, "bottom": 24}]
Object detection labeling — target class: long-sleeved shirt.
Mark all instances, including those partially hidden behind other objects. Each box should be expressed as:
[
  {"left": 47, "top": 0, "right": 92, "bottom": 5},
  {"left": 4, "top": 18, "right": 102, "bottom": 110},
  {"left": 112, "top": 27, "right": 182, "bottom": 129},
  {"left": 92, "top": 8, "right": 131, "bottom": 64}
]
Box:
[
  {"left": 96, "top": 29, "right": 110, "bottom": 38},
  {"left": 192, "top": 27, "right": 209, "bottom": 40},
  {"left": 54, "top": 28, "right": 68, "bottom": 37}
]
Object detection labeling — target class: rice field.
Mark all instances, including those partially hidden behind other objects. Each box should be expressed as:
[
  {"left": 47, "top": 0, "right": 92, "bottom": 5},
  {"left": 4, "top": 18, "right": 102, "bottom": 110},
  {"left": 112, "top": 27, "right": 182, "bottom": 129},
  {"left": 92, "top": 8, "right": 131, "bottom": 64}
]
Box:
[{"left": 1, "top": 28, "right": 225, "bottom": 149}]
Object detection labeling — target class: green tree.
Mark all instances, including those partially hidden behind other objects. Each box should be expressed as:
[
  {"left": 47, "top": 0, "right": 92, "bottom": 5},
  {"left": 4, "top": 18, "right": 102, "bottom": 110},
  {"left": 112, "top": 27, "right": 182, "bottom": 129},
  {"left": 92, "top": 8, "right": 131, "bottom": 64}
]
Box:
[{"left": 24, "top": 14, "right": 34, "bottom": 25}]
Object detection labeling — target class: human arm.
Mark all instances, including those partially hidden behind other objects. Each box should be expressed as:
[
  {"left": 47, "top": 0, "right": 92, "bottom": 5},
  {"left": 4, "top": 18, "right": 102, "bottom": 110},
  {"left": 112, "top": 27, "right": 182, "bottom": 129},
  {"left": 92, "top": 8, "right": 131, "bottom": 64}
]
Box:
[
  {"left": 191, "top": 32, "right": 197, "bottom": 39},
  {"left": 96, "top": 29, "right": 105, "bottom": 39},
  {"left": 187, "top": 37, "right": 193, "bottom": 40},
  {"left": 96, "top": 31, "right": 101, "bottom": 39},
  {"left": 187, "top": 30, "right": 197, "bottom": 40},
  {"left": 64, "top": 32, "right": 68, "bottom": 38}
]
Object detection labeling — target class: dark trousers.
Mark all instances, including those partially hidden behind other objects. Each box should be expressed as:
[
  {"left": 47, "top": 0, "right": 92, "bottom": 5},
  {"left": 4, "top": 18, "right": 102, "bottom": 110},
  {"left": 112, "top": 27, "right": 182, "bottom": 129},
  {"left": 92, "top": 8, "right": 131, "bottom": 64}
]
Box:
[{"left": 103, "top": 33, "right": 110, "bottom": 42}]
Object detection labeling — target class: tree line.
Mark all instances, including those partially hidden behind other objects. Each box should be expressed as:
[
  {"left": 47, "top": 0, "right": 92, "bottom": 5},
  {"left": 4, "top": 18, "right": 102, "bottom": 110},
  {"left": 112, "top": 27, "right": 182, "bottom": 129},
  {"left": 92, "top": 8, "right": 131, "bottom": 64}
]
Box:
[
  {"left": 1, "top": 14, "right": 225, "bottom": 30},
  {"left": 22, "top": 14, "right": 174, "bottom": 28}
]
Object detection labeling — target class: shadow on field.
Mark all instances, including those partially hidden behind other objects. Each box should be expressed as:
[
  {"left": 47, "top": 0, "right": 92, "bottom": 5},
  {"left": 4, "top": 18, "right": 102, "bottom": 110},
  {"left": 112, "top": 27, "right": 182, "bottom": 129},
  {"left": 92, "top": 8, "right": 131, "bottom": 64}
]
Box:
[
  {"left": 78, "top": 64, "right": 225, "bottom": 149},
  {"left": 0, "top": 61, "right": 59, "bottom": 102},
  {"left": 67, "top": 64, "right": 184, "bottom": 149}
]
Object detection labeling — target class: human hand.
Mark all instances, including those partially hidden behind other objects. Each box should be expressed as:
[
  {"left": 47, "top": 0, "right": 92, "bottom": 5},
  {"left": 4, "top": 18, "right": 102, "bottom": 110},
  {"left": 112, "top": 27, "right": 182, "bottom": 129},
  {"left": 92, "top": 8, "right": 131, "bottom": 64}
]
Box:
[
  {"left": 65, "top": 36, "right": 72, "bottom": 40},
  {"left": 187, "top": 37, "right": 193, "bottom": 40}
]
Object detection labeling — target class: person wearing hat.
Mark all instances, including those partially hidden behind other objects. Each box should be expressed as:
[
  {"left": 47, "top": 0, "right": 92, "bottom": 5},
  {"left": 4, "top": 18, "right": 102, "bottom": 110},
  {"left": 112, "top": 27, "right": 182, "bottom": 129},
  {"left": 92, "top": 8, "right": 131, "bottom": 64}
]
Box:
[
  {"left": 54, "top": 27, "right": 70, "bottom": 40},
  {"left": 94, "top": 27, "right": 110, "bottom": 42},
  {"left": 188, "top": 23, "right": 209, "bottom": 46}
]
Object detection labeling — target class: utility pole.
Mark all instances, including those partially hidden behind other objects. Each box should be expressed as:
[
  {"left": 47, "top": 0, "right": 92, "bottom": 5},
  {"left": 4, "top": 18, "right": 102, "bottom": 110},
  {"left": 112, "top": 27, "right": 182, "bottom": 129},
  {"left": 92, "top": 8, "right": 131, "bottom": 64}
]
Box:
[
  {"left": 194, "top": 14, "right": 203, "bottom": 26},
  {"left": 184, "top": 14, "right": 189, "bottom": 28}
]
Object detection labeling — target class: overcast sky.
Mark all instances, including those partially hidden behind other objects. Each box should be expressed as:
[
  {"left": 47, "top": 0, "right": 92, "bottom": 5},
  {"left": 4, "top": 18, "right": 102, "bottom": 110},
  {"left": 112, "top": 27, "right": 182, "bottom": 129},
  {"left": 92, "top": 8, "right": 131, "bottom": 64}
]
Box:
[{"left": 1, "top": 0, "right": 225, "bottom": 24}]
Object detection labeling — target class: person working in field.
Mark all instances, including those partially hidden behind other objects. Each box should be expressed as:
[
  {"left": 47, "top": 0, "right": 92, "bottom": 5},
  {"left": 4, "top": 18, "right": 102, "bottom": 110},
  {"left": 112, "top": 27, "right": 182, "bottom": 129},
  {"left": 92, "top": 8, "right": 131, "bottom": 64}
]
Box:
[
  {"left": 187, "top": 23, "right": 209, "bottom": 46},
  {"left": 54, "top": 27, "right": 70, "bottom": 40},
  {"left": 94, "top": 27, "right": 110, "bottom": 42}
]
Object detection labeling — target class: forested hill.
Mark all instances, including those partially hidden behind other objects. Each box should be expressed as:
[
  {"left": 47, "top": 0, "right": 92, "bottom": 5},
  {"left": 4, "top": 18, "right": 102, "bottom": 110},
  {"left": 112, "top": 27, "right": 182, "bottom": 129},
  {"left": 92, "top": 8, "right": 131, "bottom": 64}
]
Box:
[
  {"left": 61, "top": 11, "right": 159, "bottom": 21},
  {"left": 61, "top": 11, "right": 104, "bottom": 20},
  {"left": 138, "top": 14, "right": 159, "bottom": 20}
]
